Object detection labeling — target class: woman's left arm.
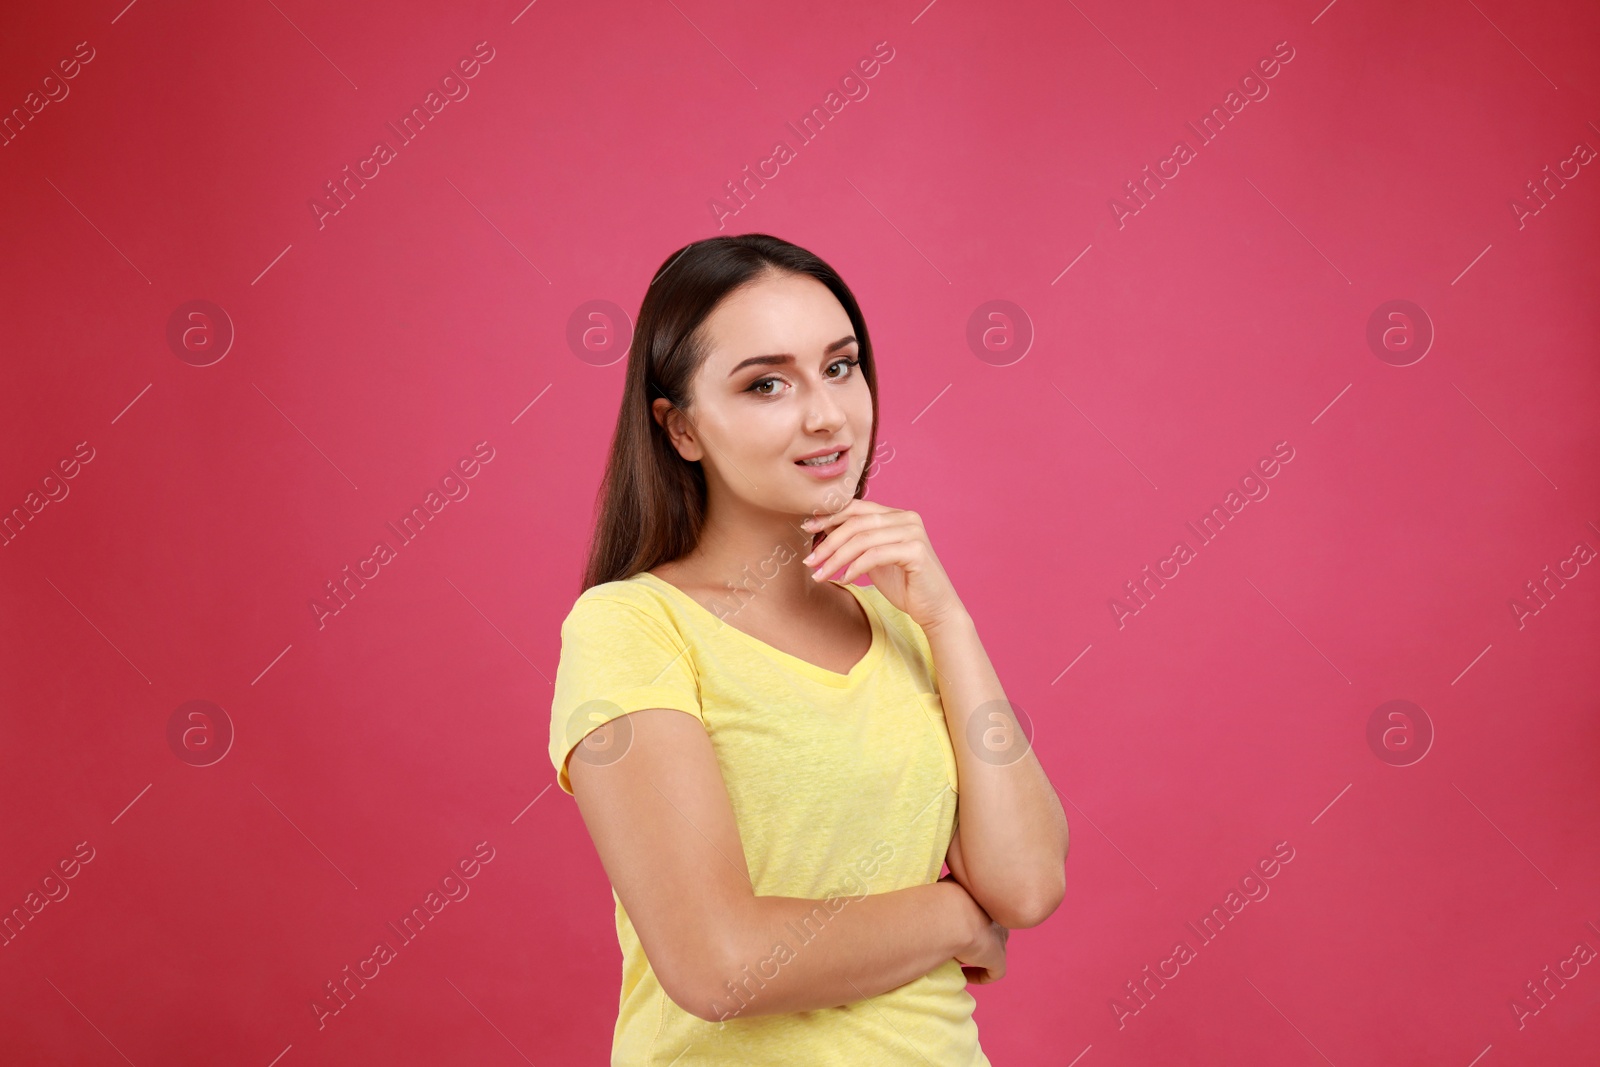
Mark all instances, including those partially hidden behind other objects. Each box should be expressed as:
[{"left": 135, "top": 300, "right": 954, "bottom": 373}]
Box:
[
  {"left": 802, "top": 499, "right": 1070, "bottom": 931},
  {"left": 923, "top": 608, "right": 1068, "bottom": 929}
]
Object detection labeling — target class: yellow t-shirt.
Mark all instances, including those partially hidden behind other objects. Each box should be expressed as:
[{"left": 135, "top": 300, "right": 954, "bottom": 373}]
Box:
[{"left": 549, "top": 570, "right": 990, "bottom": 1066}]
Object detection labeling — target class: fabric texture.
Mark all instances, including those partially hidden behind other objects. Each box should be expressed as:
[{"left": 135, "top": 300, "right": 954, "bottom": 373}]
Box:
[{"left": 548, "top": 570, "right": 988, "bottom": 1066}]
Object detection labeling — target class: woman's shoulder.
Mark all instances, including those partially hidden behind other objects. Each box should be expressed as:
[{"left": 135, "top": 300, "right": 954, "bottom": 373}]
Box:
[
  {"left": 561, "top": 574, "right": 695, "bottom": 643},
  {"left": 851, "top": 581, "right": 909, "bottom": 623},
  {"left": 567, "top": 574, "right": 667, "bottom": 616},
  {"left": 851, "top": 582, "right": 918, "bottom": 634},
  {"left": 852, "top": 583, "right": 936, "bottom": 661}
]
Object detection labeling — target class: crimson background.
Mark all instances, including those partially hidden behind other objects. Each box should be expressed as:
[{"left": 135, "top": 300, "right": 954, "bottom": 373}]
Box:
[{"left": 1, "top": 1, "right": 1597, "bottom": 1064}]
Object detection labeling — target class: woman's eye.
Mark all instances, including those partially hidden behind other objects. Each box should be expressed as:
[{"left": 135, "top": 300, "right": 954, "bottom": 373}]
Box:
[{"left": 747, "top": 357, "right": 857, "bottom": 396}]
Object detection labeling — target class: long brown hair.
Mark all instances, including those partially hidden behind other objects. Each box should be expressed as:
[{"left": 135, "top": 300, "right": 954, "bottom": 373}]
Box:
[{"left": 580, "top": 233, "right": 881, "bottom": 592}]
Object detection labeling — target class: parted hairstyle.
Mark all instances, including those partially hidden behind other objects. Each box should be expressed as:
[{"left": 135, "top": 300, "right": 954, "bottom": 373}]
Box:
[{"left": 581, "top": 234, "right": 881, "bottom": 592}]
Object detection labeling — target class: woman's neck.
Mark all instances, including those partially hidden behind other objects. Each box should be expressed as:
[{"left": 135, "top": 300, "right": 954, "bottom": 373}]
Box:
[{"left": 657, "top": 523, "right": 833, "bottom": 610}]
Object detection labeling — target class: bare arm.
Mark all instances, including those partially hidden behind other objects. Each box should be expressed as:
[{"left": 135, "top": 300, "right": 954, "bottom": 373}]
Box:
[
  {"left": 567, "top": 707, "right": 989, "bottom": 1023},
  {"left": 705, "top": 883, "right": 981, "bottom": 1021},
  {"left": 925, "top": 610, "right": 1069, "bottom": 929},
  {"left": 795, "top": 500, "right": 1068, "bottom": 929}
]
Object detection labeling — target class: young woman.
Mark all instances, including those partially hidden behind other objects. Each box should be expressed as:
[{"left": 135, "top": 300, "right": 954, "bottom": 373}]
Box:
[{"left": 548, "top": 233, "right": 1068, "bottom": 1065}]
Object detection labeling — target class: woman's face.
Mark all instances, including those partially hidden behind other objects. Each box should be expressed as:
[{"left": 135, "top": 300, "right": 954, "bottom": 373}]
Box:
[{"left": 654, "top": 270, "right": 873, "bottom": 523}]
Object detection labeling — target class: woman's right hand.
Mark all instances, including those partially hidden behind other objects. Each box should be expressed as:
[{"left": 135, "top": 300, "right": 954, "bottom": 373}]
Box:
[{"left": 942, "top": 873, "right": 1009, "bottom": 984}]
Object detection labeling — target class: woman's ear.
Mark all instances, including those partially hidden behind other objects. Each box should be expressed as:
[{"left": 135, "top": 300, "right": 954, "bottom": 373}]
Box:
[{"left": 651, "top": 398, "right": 703, "bottom": 462}]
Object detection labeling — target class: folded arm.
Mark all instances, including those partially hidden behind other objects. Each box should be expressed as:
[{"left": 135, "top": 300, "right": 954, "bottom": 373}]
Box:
[
  {"left": 924, "top": 609, "right": 1070, "bottom": 930},
  {"left": 567, "top": 707, "right": 988, "bottom": 1023}
]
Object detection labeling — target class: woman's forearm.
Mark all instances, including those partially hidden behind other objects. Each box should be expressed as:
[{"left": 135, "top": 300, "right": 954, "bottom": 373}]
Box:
[
  {"left": 686, "top": 880, "right": 982, "bottom": 1022},
  {"left": 924, "top": 608, "right": 1070, "bottom": 928}
]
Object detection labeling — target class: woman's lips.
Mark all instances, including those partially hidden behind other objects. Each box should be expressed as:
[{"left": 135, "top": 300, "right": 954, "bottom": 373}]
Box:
[{"left": 794, "top": 446, "right": 849, "bottom": 478}]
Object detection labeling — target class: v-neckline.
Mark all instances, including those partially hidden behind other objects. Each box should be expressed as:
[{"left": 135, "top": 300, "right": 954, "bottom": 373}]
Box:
[{"left": 633, "top": 571, "right": 885, "bottom": 688}]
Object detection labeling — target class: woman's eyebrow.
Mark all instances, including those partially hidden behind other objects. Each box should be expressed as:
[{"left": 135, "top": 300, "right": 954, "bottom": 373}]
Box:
[{"left": 726, "top": 335, "right": 858, "bottom": 377}]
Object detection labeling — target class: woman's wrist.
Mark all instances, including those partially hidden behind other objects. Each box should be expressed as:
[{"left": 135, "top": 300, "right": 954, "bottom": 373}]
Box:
[{"left": 938, "top": 874, "right": 988, "bottom": 958}]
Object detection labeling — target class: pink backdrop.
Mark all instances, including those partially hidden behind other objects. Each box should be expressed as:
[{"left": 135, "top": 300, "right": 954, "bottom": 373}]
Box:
[{"left": 3, "top": 0, "right": 1598, "bottom": 1063}]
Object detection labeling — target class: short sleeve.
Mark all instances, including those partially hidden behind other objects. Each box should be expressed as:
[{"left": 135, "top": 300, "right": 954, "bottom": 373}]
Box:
[
  {"left": 548, "top": 593, "right": 704, "bottom": 795},
  {"left": 867, "top": 587, "right": 940, "bottom": 696},
  {"left": 905, "top": 617, "right": 939, "bottom": 694}
]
